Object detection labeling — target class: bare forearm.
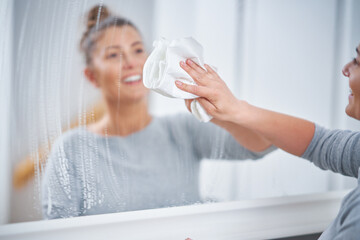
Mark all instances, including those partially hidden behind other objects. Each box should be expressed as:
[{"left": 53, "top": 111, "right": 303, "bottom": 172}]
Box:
[
  {"left": 232, "top": 101, "right": 315, "bottom": 156},
  {"left": 213, "top": 119, "right": 272, "bottom": 152}
]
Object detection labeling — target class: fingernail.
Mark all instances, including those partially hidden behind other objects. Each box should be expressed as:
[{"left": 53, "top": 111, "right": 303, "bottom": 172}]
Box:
[
  {"left": 180, "top": 61, "right": 185, "bottom": 66},
  {"left": 175, "top": 80, "right": 183, "bottom": 86},
  {"left": 187, "top": 59, "right": 193, "bottom": 65}
]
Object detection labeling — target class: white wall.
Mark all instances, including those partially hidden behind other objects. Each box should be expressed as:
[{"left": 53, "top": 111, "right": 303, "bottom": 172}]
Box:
[
  {"left": 0, "top": 0, "right": 13, "bottom": 225},
  {"left": 231, "top": 0, "right": 338, "bottom": 199},
  {"left": 232, "top": 0, "right": 359, "bottom": 199}
]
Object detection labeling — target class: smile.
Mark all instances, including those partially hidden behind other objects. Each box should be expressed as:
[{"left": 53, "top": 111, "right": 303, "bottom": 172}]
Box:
[{"left": 124, "top": 75, "right": 142, "bottom": 83}]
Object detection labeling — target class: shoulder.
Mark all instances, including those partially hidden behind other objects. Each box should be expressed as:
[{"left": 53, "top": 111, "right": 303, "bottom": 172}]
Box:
[
  {"left": 44, "top": 128, "right": 86, "bottom": 176},
  {"left": 313, "top": 124, "right": 360, "bottom": 145},
  {"left": 302, "top": 124, "right": 360, "bottom": 159},
  {"left": 50, "top": 127, "right": 85, "bottom": 149},
  {"left": 315, "top": 124, "right": 359, "bottom": 136},
  {"left": 48, "top": 127, "right": 92, "bottom": 162}
]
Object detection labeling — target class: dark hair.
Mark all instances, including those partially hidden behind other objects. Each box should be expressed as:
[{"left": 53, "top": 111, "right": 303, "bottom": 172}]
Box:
[{"left": 80, "top": 5, "right": 139, "bottom": 65}]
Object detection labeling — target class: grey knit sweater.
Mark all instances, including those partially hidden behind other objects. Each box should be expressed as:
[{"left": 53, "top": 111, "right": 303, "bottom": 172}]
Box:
[
  {"left": 42, "top": 113, "right": 274, "bottom": 219},
  {"left": 302, "top": 124, "right": 360, "bottom": 240}
]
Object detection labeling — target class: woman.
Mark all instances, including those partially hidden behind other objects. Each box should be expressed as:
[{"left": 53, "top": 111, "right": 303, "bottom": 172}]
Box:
[
  {"left": 176, "top": 45, "right": 360, "bottom": 239},
  {"left": 41, "top": 5, "right": 273, "bottom": 219}
]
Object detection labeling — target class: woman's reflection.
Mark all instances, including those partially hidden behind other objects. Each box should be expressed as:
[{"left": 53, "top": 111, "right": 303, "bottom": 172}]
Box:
[{"left": 41, "top": 5, "right": 274, "bottom": 219}]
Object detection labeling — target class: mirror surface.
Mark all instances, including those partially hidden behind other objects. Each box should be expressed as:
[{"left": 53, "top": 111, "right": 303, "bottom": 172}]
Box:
[{"left": 1, "top": 0, "right": 360, "bottom": 224}]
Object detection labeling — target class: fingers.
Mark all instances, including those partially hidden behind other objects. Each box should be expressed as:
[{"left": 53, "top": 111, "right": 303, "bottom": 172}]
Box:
[
  {"left": 196, "top": 97, "right": 216, "bottom": 115},
  {"left": 186, "top": 59, "right": 206, "bottom": 74},
  {"left": 204, "top": 64, "right": 217, "bottom": 75},
  {"left": 175, "top": 80, "right": 211, "bottom": 98},
  {"left": 180, "top": 60, "right": 207, "bottom": 86}
]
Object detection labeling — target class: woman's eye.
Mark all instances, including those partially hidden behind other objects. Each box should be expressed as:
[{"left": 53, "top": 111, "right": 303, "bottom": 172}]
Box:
[
  {"left": 135, "top": 48, "right": 144, "bottom": 54},
  {"left": 108, "top": 53, "right": 118, "bottom": 58},
  {"left": 106, "top": 52, "right": 122, "bottom": 59}
]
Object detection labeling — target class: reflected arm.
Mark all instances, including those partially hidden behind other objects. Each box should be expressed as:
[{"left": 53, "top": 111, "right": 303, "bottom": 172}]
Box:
[{"left": 212, "top": 118, "right": 273, "bottom": 152}]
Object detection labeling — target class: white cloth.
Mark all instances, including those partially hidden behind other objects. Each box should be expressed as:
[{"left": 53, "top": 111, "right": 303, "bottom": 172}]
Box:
[{"left": 143, "top": 37, "right": 212, "bottom": 122}]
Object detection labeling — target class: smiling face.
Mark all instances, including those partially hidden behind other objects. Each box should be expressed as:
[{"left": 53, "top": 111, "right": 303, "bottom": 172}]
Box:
[
  {"left": 343, "top": 44, "right": 360, "bottom": 120},
  {"left": 85, "top": 26, "right": 149, "bottom": 104}
]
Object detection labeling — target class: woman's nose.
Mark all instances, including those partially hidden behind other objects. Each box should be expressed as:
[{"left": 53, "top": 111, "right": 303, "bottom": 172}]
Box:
[
  {"left": 342, "top": 61, "right": 351, "bottom": 77},
  {"left": 122, "top": 54, "right": 135, "bottom": 69}
]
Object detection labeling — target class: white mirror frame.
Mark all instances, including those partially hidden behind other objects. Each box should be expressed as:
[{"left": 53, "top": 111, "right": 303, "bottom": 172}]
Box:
[{"left": 0, "top": 190, "right": 349, "bottom": 240}]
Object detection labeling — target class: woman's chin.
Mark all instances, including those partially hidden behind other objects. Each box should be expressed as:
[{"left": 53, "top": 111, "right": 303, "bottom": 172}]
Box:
[
  {"left": 121, "top": 92, "right": 148, "bottom": 103},
  {"left": 345, "top": 104, "right": 360, "bottom": 120},
  {"left": 345, "top": 104, "right": 352, "bottom": 117}
]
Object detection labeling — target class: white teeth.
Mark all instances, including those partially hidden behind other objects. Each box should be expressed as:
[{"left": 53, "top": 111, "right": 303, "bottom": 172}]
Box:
[
  {"left": 124, "top": 75, "right": 141, "bottom": 82},
  {"left": 350, "top": 89, "right": 353, "bottom": 94}
]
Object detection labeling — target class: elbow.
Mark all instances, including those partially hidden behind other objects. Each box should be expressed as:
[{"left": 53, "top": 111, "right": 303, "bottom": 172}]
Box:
[
  {"left": 250, "top": 144, "right": 277, "bottom": 159},
  {"left": 251, "top": 142, "right": 274, "bottom": 153}
]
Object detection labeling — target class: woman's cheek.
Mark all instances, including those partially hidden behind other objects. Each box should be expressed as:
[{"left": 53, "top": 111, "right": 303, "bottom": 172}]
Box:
[{"left": 107, "top": 65, "right": 121, "bottom": 80}]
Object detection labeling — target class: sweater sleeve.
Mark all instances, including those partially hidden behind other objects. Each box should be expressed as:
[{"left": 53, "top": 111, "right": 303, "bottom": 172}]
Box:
[
  {"left": 301, "top": 124, "right": 360, "bottom": 178},
  {"left": 177, "top": 113, "right": 276, "bottom": 160},
  {"left": 41, "top": 137, "right": 81, "bottom": 219}
]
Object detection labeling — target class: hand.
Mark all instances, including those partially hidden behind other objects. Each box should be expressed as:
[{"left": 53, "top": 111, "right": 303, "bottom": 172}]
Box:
[
  {"left": 177, "top": 59, "right": 273, "bottom": 152},
  {"left": 175, "top": 59, "right": 242, "bottom": 123}
]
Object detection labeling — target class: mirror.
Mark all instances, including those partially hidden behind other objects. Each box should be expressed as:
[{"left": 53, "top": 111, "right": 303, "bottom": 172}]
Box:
[{"left": 1, "top": 0, "right": 360, "bottom": 224}]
